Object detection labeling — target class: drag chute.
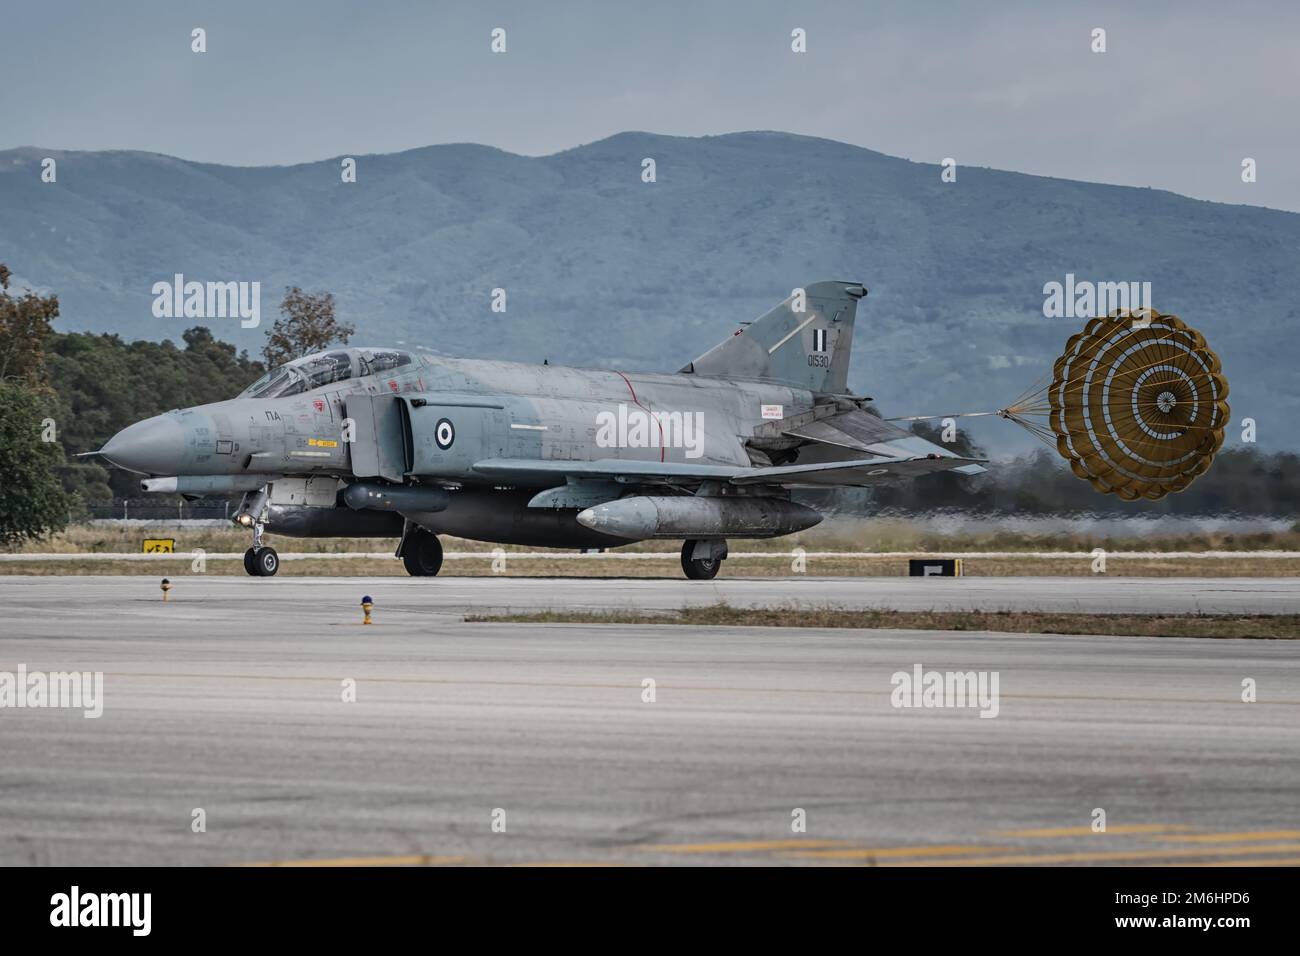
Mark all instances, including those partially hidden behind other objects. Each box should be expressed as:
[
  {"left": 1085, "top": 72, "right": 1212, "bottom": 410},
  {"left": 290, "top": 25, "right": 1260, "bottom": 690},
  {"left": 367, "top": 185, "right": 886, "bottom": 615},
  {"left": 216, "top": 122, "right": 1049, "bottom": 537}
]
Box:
[{"left": 998, "top": 309, "right": 1229, "bottom": 500}]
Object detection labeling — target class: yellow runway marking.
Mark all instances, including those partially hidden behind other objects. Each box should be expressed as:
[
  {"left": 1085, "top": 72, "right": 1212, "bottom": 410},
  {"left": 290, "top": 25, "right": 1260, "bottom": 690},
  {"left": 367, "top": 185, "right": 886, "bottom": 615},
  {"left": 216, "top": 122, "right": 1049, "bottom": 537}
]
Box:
[
  {"left": 245, "top": 854, "right": 465, "bottom": 867},
  {"left": 873, "top": 842, "right": 1300, "bottom": 866},
  {"left": 640, "top": 839, "right": 850, "bottom": 854},
  {"left": 792, "top": 844, "right": 1012, "bottom": 860},
  {"left": 993, "top": 824, "right": 1192, "bottom": 838},
  {"left": 505, "top": 861, "right": 631, "bottom": 867},
  {"left": 1162, "top": 829, "right": 1300, "bottom": 843},
  {"left": 1161, "top": 856, "right": 1300, "bottom": 867}
]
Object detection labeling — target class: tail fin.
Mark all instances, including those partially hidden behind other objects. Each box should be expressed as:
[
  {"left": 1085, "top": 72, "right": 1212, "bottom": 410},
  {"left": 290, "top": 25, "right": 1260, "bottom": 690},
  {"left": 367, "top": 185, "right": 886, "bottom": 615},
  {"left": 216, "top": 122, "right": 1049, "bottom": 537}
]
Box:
[{"left": 680, "top": 280, "right": 865, "bottom": 394}]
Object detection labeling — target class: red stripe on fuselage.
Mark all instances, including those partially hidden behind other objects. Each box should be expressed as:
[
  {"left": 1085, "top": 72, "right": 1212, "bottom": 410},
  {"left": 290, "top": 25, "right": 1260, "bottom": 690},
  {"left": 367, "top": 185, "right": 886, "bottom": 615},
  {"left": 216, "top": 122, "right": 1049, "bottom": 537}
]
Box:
[{"left": 614, "top": 370, "right": 666, "bottom": 462}]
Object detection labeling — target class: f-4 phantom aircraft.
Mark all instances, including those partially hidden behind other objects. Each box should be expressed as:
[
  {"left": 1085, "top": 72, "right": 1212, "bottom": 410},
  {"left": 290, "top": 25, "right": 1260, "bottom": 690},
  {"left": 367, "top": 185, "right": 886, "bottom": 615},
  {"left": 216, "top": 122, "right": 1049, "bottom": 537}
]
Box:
[{"left": 97, "top": 281, "right": 984, "bottom": 578}]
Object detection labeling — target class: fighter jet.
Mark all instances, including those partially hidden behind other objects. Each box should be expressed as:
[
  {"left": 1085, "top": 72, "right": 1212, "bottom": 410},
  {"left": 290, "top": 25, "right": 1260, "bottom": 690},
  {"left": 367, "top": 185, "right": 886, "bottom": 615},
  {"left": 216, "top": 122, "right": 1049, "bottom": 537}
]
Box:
[{"left": 97, "top": 281, "right": 984, "bottom": 578}]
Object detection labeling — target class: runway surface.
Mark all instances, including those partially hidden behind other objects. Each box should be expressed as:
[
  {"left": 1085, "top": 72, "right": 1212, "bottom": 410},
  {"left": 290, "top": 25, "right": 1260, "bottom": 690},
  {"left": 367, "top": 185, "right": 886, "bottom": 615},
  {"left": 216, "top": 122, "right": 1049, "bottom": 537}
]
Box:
[
  {"left": 1, "top": 576, "right": 1298, "bottom": 866},
  {"left": 4, "top": 574, "right": 1299, "bottom": 616}
]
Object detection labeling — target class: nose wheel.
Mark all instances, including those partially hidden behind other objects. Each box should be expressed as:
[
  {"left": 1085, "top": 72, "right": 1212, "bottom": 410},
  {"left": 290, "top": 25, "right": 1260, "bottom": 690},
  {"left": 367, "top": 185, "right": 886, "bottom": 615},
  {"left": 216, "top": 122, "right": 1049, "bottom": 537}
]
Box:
[{"left": 242, "top": 518, "right": 279, "bottom": 576}]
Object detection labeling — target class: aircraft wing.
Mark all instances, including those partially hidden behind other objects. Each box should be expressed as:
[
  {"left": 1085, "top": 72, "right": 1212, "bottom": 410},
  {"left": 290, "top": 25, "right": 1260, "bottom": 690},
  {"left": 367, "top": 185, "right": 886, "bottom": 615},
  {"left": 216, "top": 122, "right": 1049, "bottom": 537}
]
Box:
[
  {"left": 471, "top": 458, "right": 742, "bottom": 484},
  {"left": 726, "top": 454, "right": 985, "bottom": 486},
  {"left": 472, "top": 404, "right": 987, "bottom": 489},
  {"left": 472, "top": 454, "right": 983, "bottom": 488}
]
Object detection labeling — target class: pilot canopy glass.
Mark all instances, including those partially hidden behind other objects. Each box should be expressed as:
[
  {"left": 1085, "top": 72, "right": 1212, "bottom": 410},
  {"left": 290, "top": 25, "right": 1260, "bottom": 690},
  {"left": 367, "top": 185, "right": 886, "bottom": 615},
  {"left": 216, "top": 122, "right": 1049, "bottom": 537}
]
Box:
[{"left": 239, "top": 348, "right": 413, "bottom": 399}]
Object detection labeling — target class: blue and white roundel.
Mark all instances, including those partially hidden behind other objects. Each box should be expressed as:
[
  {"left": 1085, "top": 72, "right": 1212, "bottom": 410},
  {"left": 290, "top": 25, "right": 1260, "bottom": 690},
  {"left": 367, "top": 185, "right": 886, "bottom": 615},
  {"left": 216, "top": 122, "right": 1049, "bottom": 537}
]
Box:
[{"left": 435, "top": 418, "right": 455, "bottom": 450}]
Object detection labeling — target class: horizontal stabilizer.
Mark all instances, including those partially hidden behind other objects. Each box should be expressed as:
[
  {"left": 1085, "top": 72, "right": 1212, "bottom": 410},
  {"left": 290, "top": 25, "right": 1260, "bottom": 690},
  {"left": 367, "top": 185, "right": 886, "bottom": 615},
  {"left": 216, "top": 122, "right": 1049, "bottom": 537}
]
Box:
[
  {"left": 753, "top": 406, "right": 986, "bottom": 479},
  {"left": 778, "top": 407, "right": 914, "bottom": 453}
]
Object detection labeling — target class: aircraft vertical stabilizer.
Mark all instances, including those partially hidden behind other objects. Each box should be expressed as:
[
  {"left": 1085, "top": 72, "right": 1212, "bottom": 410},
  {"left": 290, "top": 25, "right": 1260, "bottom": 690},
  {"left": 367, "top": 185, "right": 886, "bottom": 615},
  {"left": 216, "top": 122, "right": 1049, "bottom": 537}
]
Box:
[{"left": 680, "top": 280, "right": 865, "bottom": 394}]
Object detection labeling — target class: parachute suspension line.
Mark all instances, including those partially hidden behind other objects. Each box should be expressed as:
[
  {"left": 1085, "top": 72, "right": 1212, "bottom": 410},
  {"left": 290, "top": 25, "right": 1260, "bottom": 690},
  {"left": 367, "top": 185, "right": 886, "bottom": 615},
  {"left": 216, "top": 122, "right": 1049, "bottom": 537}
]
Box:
[
  {"left": 994, "top": 404, "right": 1058, "bottom": 447},
  {"left": 883, "top": 406, "right": 1056, "bottom": 447},
  {"left": 883, "top": 411, "right": 1002, "bottom": 422}
]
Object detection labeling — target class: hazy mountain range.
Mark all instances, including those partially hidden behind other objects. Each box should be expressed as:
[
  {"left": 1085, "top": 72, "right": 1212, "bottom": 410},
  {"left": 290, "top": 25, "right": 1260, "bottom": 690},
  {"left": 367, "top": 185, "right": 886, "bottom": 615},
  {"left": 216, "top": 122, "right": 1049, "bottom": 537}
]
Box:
[{"left": 2, "top": 131, "right": 1296, "bottom": 454}]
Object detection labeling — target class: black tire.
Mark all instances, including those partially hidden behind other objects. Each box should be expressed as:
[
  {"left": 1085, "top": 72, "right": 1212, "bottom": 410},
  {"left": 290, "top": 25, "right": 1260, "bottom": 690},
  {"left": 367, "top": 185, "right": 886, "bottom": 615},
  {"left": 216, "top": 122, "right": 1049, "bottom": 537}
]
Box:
[
  {"left": 243, "top": 548, "right": 259, "bottom": 576},
  {"left": 681, "top": 542, "right": 721, "bottom": 580},
  {"left": 254, "top": 546, "right": 279, "bottom": 577},
  {"left": 402, "top": 532, "right": 443, "bottom": 577}
]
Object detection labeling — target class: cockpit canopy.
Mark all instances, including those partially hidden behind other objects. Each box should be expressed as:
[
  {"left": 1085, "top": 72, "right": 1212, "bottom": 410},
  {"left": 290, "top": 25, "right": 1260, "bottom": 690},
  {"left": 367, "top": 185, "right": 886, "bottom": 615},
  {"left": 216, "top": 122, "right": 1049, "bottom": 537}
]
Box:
[{"left": 239, "top": 347, "right": 414, "bottom": 399}]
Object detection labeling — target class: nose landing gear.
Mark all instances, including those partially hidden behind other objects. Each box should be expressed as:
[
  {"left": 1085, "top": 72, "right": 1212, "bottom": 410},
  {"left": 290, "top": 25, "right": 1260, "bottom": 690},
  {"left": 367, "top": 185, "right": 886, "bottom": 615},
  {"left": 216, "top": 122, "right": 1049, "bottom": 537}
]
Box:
[
  {"left": 236, "top": 486, "right": 279, "bottom": 576},
  {"left": 242, "top": 521, "right": 280, "bottom": 577}
]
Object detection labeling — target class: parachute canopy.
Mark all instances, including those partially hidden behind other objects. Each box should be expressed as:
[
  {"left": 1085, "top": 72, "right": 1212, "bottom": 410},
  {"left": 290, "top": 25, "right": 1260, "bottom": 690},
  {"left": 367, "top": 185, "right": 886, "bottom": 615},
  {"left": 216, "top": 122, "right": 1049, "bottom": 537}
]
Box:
[{"left": 1002, "top": 310, "right": 1229, "bottom": 501}]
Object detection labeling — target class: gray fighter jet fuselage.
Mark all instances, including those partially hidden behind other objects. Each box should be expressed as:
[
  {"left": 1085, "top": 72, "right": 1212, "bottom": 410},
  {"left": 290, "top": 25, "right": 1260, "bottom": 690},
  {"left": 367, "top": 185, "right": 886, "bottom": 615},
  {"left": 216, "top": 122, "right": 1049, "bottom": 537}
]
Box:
[{"left": 99, "top": 281, "right": 984, "bottom": 578}]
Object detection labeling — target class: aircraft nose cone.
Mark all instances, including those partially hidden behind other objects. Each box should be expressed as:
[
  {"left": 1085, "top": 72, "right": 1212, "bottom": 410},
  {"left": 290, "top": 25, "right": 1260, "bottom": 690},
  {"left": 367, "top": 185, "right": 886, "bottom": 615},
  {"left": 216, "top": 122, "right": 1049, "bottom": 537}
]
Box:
[{"left": 100, "top": 415, "right": 187, "bottom": 475}]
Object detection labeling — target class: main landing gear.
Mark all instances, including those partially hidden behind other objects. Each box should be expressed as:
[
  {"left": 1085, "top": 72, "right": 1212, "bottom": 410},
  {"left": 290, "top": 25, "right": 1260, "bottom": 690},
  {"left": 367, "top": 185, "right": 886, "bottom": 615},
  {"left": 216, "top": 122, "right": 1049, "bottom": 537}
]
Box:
[
  {"left": 244, "top": 546, "right": 280, "bottom": 577},
  {"left": 242, "top": 519, "right": 279, "bottom": 577},
  {"left": 681, "top": 539, "right": 727, "bottom": 580},
  {"left": 401, "top": 528, "right": 444, "bottom": 577}
]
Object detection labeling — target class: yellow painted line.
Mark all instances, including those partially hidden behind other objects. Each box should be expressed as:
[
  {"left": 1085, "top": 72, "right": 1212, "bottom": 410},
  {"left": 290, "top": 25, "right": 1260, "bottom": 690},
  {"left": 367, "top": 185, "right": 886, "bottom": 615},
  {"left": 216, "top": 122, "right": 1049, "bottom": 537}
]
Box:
[
  {"left": 794, "top": 844, "right": 1012, "bottom": 860},
  {"left": 878, "top": 842, "right": 1300, "bottom": 867},
  {"left": 1160, "top": 856, "right": 1300, "bottom": 867},
  {"left": 244, "top": 854, "right": 466, "bottom": 867},
  {"left": 993, "top": 824, "right": 1193, "bottom": 838},
  {"left": 505, "top": 861, "right": 631, "bottom": 867},
  {"left": 640, "top": 839, "right": 850, "bottom": 854},
  {"left": 1162, "top": 829, "right": 1300, "bottom": 843}
]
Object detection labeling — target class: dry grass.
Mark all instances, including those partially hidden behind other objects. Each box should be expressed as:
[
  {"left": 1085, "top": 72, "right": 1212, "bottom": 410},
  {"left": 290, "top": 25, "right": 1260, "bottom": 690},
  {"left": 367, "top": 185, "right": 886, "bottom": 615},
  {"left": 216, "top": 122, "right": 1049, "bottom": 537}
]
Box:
[
  {"left": 4, "top": 518, "right": 1297, "bottom": 577},
  {"left": 467, "top": 604, "right": 1300, "bottom": 639},
  {"left": 8, "top": 518, "right": 1299, "bottom": 557},
  {"left": 4, "top": 525, "right": 401, "bottom": 555},
  {"left": 785, "top": 518, "right": 1300, "bottom": 555}
]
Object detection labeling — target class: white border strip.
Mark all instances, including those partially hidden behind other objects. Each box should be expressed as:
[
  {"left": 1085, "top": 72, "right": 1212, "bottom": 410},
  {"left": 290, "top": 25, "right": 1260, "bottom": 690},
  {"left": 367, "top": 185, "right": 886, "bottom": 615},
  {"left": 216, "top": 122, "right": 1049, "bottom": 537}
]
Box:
[
  {"left": 767, "top": 315, "right": 817, "bottom": 354},
  {"left": 3, "top": 551, "right": 1299, "bottom": 562}
]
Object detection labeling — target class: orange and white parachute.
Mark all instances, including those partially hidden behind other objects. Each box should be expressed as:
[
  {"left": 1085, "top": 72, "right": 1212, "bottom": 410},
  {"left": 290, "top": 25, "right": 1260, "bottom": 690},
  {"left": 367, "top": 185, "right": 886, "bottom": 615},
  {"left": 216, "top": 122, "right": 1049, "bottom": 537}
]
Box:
[{"left": 1000, "top": 309, "right": 1229, "bottom": 500}]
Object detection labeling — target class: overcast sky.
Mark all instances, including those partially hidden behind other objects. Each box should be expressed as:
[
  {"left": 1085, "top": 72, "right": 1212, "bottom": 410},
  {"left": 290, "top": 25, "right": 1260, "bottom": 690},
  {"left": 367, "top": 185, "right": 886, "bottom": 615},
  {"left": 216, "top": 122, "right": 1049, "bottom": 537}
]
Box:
[{"left": 4, "top": 0, "right": 1296, "bottom": 211}]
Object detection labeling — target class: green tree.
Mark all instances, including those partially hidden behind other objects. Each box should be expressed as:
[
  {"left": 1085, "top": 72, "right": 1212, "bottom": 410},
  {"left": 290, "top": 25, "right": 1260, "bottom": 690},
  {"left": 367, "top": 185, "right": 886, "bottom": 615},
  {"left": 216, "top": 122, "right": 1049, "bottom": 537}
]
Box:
[
  {"left": 0, "top": 381, "right": 72, "bottom": 545},
  {"left": 0, "top": 263, "right": 60, "bottom": 386},
  {"left": 262, "top": 287, "right": 354, "bottom": 367}
]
